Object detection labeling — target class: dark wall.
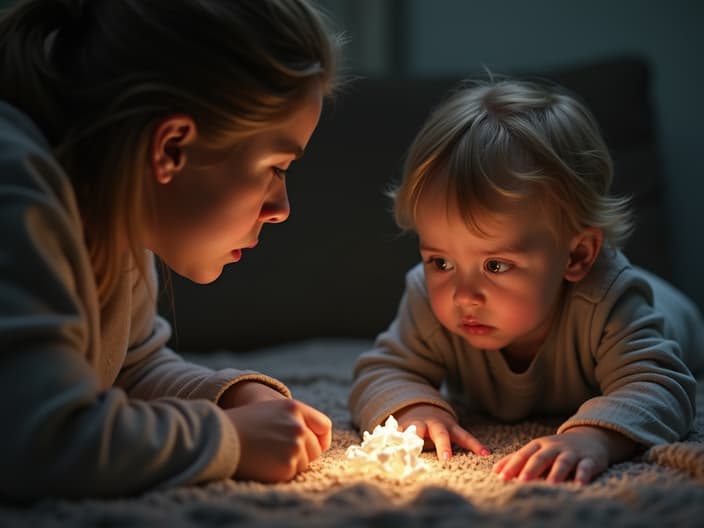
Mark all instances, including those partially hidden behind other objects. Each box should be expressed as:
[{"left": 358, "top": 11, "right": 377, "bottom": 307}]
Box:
[{"left": 404, "top": 0, "right": 704, "bottom": 311}]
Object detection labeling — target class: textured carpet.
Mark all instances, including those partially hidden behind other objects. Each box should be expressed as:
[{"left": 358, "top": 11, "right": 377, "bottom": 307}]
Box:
[{"left": 2, "top": 339, "right": 703, "bottom": 527}]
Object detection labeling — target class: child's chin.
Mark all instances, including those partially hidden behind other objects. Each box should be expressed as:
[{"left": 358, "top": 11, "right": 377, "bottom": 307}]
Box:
[{"left": 458, "top": 332, "right": 505, "bottom": 351}]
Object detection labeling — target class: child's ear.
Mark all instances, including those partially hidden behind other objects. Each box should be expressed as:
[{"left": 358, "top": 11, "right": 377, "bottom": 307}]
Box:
[
  {"left": 151, "top": 115, "right": 197, "bottom": 184},
  {"left": 564, "top": 227, "right": 603, "bottom": 282}
]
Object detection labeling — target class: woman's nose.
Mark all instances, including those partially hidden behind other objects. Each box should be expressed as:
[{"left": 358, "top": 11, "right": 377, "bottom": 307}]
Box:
[{"left": 260, "top": 178, "right": 290, "bottom": 224}]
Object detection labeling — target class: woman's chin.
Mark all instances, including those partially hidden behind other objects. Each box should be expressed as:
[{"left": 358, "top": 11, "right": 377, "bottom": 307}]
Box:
[{"left": 177, "top": 265, "right": 223, "bottom": 285}]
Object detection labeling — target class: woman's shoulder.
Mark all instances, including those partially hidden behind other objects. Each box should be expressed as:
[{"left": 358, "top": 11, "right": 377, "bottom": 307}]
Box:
[
  {"left": 0, "top": 100, "right": 79, "bottom": 215},
  {"left": 0, "top": 100, "right": 51, "bottom": 152}
]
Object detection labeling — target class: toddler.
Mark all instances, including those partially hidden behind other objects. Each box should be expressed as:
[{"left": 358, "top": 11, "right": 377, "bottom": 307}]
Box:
[{"left": 349, "top": 78, "right": 704, "bottom": 484}]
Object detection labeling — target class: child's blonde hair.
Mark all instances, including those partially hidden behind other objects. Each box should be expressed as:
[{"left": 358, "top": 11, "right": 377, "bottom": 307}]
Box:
[
  {"left": 0, "top": 0, "right": 342, "bottom": 302},
  {"left": 392, "top": 78, "right": 633, "bottom": 248}
]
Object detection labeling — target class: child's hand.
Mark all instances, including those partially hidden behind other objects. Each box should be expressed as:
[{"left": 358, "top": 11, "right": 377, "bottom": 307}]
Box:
[
  {"left": 218, "top": 381, "right": 287, "bottom": 408},
  {"left": 226, "top": 399, "right": 332, "bottom": 483},
  {"left": 493, "top": 425, "right": 640, "bottom": 485},
  {"left": 395, "top": 403, "right": 490, "bottom": 461}
]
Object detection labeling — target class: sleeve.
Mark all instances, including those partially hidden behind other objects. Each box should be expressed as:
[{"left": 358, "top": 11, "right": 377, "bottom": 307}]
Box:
[
  {"left": 348, "top": 264, "right": 457, "bottom": 433},
  {"left": 557, "top": 278, "right": 698, "bottom": 446},
  {"left": 115, "top": 252, "right": 292, "bottom": 404}
]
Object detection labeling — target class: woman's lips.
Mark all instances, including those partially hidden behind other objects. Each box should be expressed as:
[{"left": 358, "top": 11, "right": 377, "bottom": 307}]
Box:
[{"left": 231, "top": 240, "right": 258, "bottom": 262}]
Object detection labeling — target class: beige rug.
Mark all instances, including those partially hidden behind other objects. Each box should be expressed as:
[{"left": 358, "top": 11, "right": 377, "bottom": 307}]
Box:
[{"left": 3, "top": 339, "right": 703, "bottom": 527}]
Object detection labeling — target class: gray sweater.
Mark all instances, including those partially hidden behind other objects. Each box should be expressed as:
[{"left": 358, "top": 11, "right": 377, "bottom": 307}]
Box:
[
  {"left": 349, "top": 250, "right": 703, "bottom": 447},
  {"left": 0, "top": 102, "right": 290, "bottom": 500}
]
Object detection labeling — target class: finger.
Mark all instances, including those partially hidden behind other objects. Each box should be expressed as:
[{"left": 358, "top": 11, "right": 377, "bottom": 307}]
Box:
[
  {"left": 493, "top": 454, "right": 511, "bottom": 475},
  {"left": 517, "top": 447, "right": 560, "bottom": 481},
  {"left": 290, "top": 426, "right": 319, "bottom": 477},
  {"left": 297, "top": 401, "right": 333, "bottom": 451},
  {"left": 403, "top": 420, "right": 428, "bottom": 440},
  {"left": 545, "top": 451, "right": 578, "bottom": 483},
  {"left": 449, "top": 423, "right": 490, "bottom": 456},
  {"left": 426, "top": 421, "right": 453, "bottom": 462},
  {"left": 295, "top": 444, "right": 311, "bottom": 476},
  {"left": 574, "top": 457, "right": 597, "bottom": 485},
  {"left": 302, "top": 424, "right": 322, "bottom": 465},
  {"left": 497, "top": 442, "right": 541, "bottom": 481}
]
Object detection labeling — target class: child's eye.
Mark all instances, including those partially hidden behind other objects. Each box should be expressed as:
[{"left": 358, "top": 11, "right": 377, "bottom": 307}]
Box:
[
  {"left": 426, "top": 257, "right": 454, "bottom": 272},
  {"left": 485, "top": 259, "right": 512, "bottom": 273},
  {"left": 273, "top": 167, "right": 289, "bottom": 178}
]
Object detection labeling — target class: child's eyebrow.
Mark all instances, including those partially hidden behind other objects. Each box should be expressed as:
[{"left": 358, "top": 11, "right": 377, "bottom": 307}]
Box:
[
  {"left": 482, "top": 244, "right": 529, "bottom": 255},
  {"left": 419, "top": 243, "right": 531, "bottom": 256}
]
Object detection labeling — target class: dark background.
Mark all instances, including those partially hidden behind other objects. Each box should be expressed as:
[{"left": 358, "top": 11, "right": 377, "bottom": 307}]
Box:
[{"left": 318, "top": 0, "right": 704, "bottom": 313}]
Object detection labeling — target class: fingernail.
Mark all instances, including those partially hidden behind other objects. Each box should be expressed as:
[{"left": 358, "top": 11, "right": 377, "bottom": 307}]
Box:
[
  {"left": 441, "top": 451, "right": 450, "bottom": 462},
  {"left": 480, "top": 448, "right": 491, "bottom": 456}
]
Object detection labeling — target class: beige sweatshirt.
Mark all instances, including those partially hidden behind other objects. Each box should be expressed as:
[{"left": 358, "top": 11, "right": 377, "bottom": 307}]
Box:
[
  {"left": 349, "top": 250, "right": 704, "bottom": 447},
  {"left": 0, "top": 102, "right": 290, "bottom": 500}
]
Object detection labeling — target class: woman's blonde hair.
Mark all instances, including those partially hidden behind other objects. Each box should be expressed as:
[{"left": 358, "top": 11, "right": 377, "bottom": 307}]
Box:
[
  {"left": 0, "top": 0, "right": 342, "bottom": 303},
  {"left": 392, "top": 78, "right": 633, "bottom": 248}
]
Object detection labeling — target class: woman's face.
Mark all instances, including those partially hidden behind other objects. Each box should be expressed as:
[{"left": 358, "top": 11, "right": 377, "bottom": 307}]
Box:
[{"left": 143, "top": 82, "right": 323, "bottom": 283}]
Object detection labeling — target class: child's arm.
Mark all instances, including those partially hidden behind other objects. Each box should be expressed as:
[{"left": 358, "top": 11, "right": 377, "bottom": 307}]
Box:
[
  {"left": 349, "top": 265, "right": 458, "bottom": 432},
  {"left": 492, "top": 425, "right": 640, "bottom": 485},
  {"left": 396, "top": 403, "right": 490, "bottom": 461}
]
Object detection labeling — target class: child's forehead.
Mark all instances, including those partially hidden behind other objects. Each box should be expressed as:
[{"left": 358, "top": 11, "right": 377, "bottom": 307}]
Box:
[
  {"left": 416, "top": 178, "right": 558, "bottom": 244},
  {"left": 418, "top": 171, "right": 545, "bottom": 220}
]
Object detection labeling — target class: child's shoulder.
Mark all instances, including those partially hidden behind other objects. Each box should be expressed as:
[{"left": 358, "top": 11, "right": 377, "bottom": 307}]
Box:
[
  {"left": 570, "top": 248, "right": 699, "bottom": 320},
  {"left": 572, "top": 249, "right": 647, "bottom": 305}
]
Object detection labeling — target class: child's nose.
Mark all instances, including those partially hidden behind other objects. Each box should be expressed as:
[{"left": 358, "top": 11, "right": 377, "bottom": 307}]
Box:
[{"left": 453, "top": 274, "right": 484, "bottom": 306}]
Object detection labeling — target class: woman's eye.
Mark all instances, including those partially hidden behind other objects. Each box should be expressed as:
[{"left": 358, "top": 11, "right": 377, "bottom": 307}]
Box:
[
  {"left": 485, "top": 259, "right": 512, "bottom": 273},
  {"left": 427, "top": 257, "right": 454, "bottom": 271},
  {"left": 273, "top": 167, "right": 288, "bottom": 178}
]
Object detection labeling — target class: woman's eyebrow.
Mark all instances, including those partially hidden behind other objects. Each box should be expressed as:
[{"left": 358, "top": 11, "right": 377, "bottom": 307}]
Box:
[{"left": 273, "top": 136, "right": 305, "bottom": 159}]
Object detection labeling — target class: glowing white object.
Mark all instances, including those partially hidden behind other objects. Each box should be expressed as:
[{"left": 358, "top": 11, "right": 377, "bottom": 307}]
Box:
[{"left": 345, "top": 415, "right": 428, "bottom": 479}]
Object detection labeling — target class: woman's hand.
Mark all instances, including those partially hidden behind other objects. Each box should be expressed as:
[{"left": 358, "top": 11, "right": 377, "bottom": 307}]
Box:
[
  {"left": 225, "top": 399, "right": 332, "bottom": 483},
  {"left": 492, "top": 425, "right": 640, "bottom": 485},
  {"left": 395, "top": 403, "right": 490, "bottom": 461}
]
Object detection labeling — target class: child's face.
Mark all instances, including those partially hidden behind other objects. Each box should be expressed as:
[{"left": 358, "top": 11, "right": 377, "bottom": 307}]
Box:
[
  {"left": 415, "top": 177, "right": 573, "bottom": 355},
  {"left": 145, "top": 82, "right": 323, "bottom": 284}
]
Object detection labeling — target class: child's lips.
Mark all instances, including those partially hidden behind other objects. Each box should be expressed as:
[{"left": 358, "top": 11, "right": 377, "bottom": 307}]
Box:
[{"left": 460, "top": 319, "right": 494, "bottom": 335}]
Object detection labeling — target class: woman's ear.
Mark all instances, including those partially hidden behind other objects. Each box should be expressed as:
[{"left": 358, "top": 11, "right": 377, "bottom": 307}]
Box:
[
  {"left": 564, "top": 227, "right": 603, "bottom": 282},
  {"left": 151, "top": 115, "right": 197, "bottom": 184}
]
